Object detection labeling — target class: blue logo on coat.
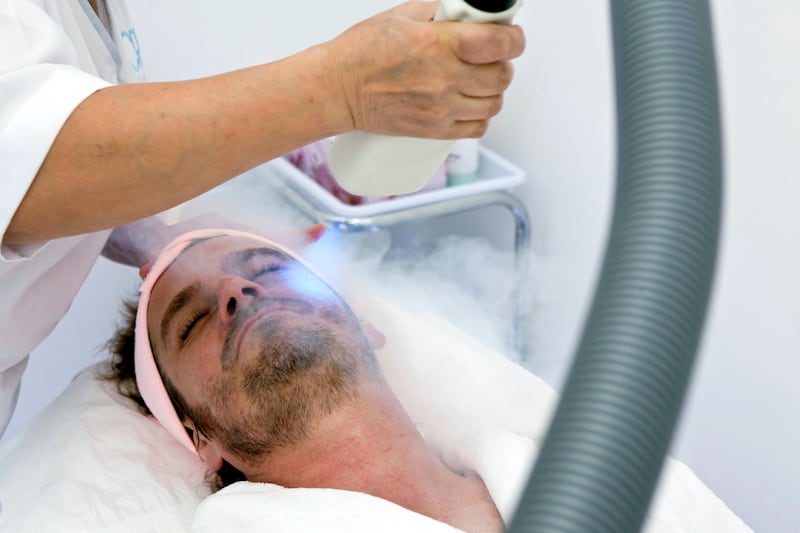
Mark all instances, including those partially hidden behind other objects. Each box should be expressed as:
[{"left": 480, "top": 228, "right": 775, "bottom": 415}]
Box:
[{"left": 120, "top": 28, "right": 143, "bottom": 72}]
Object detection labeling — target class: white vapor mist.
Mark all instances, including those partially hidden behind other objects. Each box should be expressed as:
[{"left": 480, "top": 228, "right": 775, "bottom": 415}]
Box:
[{"left": 174, "top": 166, "right": 533, "bottom": 363}]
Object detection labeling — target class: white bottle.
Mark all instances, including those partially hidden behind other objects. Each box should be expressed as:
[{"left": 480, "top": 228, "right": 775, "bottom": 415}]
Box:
[
  {"left": 326, "top": 0, "right": 522, "bottom": 197},
  {"left": 447, "top": 138, "right": 481, "bottom": 186}
]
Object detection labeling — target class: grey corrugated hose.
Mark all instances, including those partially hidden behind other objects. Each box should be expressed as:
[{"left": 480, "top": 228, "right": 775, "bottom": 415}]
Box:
[{"left": 508, "top": 1, "right": 723, "bottom": 531}]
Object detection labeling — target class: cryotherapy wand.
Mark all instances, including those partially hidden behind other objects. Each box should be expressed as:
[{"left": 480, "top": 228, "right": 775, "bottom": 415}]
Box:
[{"left": 326, "top": 0, "right": 522, "bottom": 197}]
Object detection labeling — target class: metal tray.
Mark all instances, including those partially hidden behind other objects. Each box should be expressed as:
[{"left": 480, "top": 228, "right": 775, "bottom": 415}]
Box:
[{"left": 265, "top": 145, "right": 526, "bottom": 217}]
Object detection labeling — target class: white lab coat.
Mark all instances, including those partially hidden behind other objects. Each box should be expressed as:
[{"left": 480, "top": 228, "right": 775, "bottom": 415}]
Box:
[{"left": 0, "top": 0, "right": 144, "bottom": 434}]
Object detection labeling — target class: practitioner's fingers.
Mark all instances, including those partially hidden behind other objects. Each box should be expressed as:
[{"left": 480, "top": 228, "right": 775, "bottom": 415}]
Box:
[
  {"left": 269, "top": 223, "right": 326, "bottom": 250},
  {"left": 448, "top": 22, "right": 526, "bottom": 65},
  {"left": 139, "top": 259, "right": 155, "bottom": 280}
]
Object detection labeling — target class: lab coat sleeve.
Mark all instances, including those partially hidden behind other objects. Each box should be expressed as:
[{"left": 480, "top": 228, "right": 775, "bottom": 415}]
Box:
[{"left": 0, "top": 0, "right": 111, "bottom": 258}]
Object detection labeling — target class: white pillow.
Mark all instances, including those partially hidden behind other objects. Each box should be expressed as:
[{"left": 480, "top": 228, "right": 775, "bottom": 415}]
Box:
[{"left": 0, "top": 362, "right": 208, "bottom": 533}]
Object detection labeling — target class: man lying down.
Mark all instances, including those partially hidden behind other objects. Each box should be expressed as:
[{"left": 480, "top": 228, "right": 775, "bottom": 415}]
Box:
[{"left": 105, "top": 228, "right": 752, "bottom": 533}]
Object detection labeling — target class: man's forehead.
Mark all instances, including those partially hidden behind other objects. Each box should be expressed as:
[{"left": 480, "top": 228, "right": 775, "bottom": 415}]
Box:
[
  {"left": 169, "top": 235, "right": 291, "bottom": 269},
  {"left": 182, "top": 234, "right": 269, "bottom": 257}
]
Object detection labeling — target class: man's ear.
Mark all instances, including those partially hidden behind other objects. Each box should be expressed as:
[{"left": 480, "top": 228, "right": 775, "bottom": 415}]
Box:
[
  {"left": 187, "top": 425, "right": 224, "bottom": 472},
  {"left": 362, "top": 321, "right": 386, "bottom": 350}
]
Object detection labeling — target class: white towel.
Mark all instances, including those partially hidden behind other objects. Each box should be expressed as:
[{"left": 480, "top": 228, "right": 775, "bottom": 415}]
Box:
[{"left": 192, "top": 483, "right": 462, "bottom": 533}]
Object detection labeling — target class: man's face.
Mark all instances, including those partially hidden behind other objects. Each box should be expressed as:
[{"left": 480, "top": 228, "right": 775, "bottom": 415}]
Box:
[{"left": 146, "top": 234, "right": 373, "bottom": 463}]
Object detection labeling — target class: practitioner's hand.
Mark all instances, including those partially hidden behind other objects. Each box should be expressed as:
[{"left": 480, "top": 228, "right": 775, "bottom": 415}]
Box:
[{"left": 325, "top": 1, "right": 525, "bottom": 139}]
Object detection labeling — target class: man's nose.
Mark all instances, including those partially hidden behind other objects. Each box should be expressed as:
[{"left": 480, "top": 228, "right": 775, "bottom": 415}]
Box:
[{"left": 216, "top": 276, "right": 264, "bottom": 326}]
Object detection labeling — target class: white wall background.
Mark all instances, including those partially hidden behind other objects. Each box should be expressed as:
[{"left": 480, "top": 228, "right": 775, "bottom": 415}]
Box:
[{"left": 3, "top": 1, "right": 797, "bottom": 532}]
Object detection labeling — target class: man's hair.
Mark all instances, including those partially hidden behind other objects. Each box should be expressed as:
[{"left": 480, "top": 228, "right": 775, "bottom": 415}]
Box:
[{"left": 99, "top": 296, "right": 245, "bottom": 491}]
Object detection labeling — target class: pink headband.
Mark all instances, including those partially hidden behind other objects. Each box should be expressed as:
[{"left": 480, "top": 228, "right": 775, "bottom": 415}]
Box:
[{"left": 134, "top": 228, "right": 310, "bottom": 455}]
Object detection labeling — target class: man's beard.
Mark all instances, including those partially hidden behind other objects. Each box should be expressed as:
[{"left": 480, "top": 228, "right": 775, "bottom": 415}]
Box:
[{"left": 190, "top": 301, "right": 375, "bottom": 466}]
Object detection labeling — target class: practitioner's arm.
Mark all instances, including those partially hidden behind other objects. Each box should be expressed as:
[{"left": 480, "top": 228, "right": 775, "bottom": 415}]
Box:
[{"left": 6, "top": 2, "right": 523, "bottom": 243}]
